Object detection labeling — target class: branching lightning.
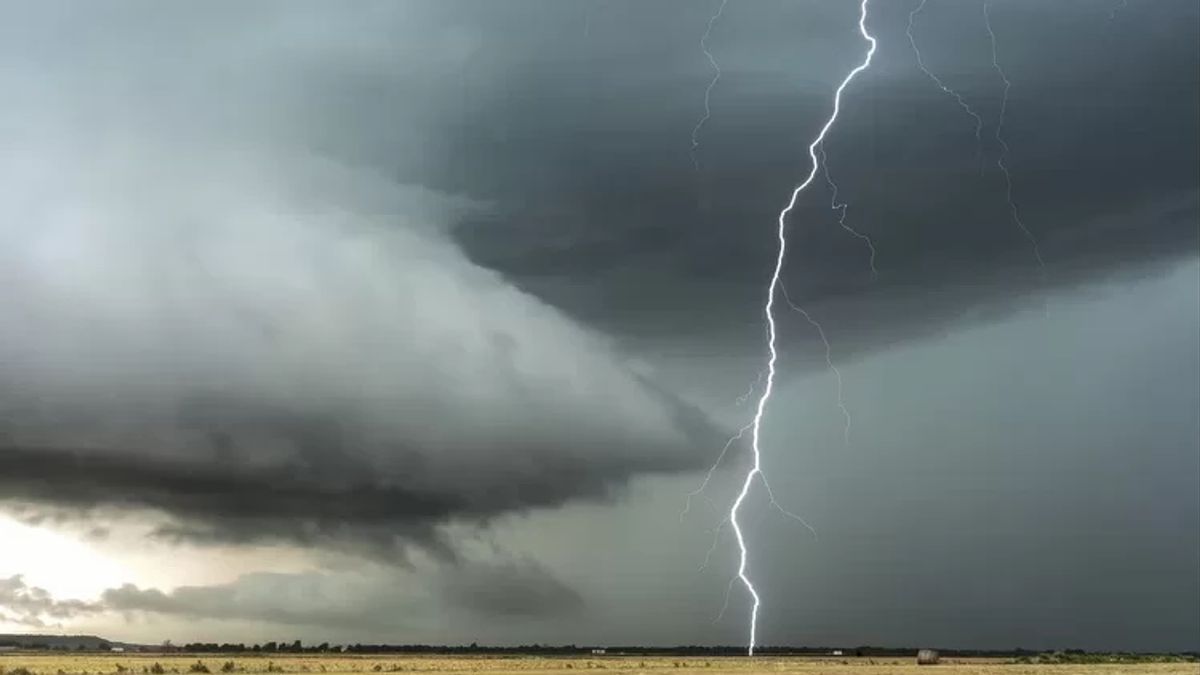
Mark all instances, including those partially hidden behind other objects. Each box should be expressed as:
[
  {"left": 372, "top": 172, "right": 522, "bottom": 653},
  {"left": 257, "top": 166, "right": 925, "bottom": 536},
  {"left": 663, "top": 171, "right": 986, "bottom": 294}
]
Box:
[
  {"left": 906, "top": 0, "right": 986, "bottom": 172},
  {"left": 907, "top": 0, "right": 1045, "bottom": 296},
  {"left": 781, "top": 284, "right": 851, "bottom": 446},
  {"left": 728, "top": 0, "right": 876, "bottom": 655},
  {"left": 691, "top": 0, "right": 729, "bottom": 171},
  {"left": 759, "top": 472, "right": 818, "bottom": 538},
  {"left": 984, "top": 0, "right": 1046, "bottom": 278},
  {"left": 699, "top": 517, "right": 729, "bottom": 572},
  {"left": 734, "top": 369, "right": 766, "bottom": 407},
  {"left": 714, "top": 571, "right": 740, "bottom": 625},
  {"left": 683, "top": 0, "right": 1054, "bottom": 656},
  {"left": 818, "top": 145, "right": 878, "bottom": 277},
  {"left": 681, "top": 421, "right": 753, "bottom": 523}
]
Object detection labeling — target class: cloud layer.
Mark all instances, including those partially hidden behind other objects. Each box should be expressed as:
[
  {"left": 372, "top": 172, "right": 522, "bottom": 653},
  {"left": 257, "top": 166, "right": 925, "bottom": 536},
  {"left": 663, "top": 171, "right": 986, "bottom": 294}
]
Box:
[
  {"left": 0, "top": 576, "right": 100, "bottom": 628},
  {"left": 0, "top": 0, "right": 1195, "bottom": 651},
  {"left": 3, "top": 555, "right": 581, "bottom": 631},
  {"left": 0, "top": 1, "right": 725, "bottom": 554}
]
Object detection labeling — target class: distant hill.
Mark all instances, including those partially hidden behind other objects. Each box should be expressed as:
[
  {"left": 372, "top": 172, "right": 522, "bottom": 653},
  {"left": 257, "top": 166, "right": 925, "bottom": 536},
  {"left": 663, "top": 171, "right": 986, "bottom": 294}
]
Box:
[{"left": 0, "top": 634, "right": 142, "bottom": 651}]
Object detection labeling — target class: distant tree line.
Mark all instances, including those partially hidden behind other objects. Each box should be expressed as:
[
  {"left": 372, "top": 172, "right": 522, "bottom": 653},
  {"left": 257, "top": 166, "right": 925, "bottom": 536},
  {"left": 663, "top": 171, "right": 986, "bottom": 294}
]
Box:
[
  {"left": 164, "top": 642, "right": 1199, "bottom": 660},
  {"left": 4, "top": 637, "right": 1196, "bottom": 661}
]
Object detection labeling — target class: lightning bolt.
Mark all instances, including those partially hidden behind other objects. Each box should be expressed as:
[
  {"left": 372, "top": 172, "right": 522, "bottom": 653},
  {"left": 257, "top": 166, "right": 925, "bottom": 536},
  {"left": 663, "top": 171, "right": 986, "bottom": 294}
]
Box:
[
  {"left": 906, "top": 0, "right": 986, "bottom": 172},
  {"left": 713, "top": 504, "right": 794, "bottom": 626},
  {"left": 690, "top": 0, "right": 729, "bottom": 171},
  {"left": 729, "top": 0, "right": 876, "bottom": 655},
  {"left": 984, "top": 0, "right": 1047, "bottom": 279}
]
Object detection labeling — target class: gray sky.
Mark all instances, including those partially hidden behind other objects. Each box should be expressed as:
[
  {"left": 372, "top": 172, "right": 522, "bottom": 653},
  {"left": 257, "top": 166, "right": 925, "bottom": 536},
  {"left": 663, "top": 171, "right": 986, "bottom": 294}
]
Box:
[{"left": 0, "top": 0, "right": 1197, "bottom": 653}]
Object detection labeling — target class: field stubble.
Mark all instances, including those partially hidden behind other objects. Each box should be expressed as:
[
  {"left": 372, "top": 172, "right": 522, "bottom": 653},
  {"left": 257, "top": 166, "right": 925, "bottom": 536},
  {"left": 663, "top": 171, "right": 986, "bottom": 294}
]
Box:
[{"left": 2, "top": 654, "right": 1197, "bottom": 675}]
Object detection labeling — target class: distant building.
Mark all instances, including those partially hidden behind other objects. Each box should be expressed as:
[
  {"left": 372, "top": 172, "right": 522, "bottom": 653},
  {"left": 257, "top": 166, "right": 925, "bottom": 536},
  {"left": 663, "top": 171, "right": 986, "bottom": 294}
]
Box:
[
  {"left": 917, "top": 649, "right": 940, "bottom": 665},
  {"left": 832, "top": 650, "right": 844, "bottom": 656},
  {"left": 111, "top": 647, "right": 126, "bottom": 653},
  {"left": 590, "top": 648, "right": 607, "bottom": 655}
]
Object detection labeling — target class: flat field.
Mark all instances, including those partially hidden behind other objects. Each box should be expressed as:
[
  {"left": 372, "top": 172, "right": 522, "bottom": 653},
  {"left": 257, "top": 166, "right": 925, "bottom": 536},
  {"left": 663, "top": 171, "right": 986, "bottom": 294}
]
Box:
[{"left": 2, "top": 653, "right": 1197, "bottom": 675}]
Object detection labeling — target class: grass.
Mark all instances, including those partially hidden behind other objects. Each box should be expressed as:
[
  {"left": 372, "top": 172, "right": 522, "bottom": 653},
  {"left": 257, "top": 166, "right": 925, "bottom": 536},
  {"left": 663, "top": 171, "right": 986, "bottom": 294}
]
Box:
[{"left": 2, "top": 654, "right": 1197, "bottom": 675}]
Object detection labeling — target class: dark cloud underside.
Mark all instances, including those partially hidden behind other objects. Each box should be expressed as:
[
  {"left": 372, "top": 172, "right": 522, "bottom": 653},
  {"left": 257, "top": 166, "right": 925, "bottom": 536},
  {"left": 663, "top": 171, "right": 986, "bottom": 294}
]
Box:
[{"left": 0, "top": 0, "right": 1195, "bottom": 651}]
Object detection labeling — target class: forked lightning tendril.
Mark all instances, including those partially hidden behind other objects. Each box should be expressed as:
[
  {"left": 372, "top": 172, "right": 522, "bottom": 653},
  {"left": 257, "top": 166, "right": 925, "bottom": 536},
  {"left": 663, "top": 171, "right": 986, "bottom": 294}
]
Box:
[
  {"left": 691, "top": 0, "right": 729, "bottom": 170},
  {"left": 909, "top": 0, "right": 1045, "bottom": 290},
  {"left": 983, "top": 0, "right": 1047, "bottom": 278},
  {"left": 818, "top": 145, "right": 878, "bottom": 277},
  {"left": 681, "top": 421, "right": 753, "bottom": 523},
  {"left": 730, "top": 0, "right": 876, "bottom": 655},
  {"left": 735, "top": 370, "right": 766, "bottom": 407},
  {"left": 906, "top": 0, "right": 986, "bottom": 171},
  {"left": 781, "top": 284, "right": 851, "bottom": 446}
]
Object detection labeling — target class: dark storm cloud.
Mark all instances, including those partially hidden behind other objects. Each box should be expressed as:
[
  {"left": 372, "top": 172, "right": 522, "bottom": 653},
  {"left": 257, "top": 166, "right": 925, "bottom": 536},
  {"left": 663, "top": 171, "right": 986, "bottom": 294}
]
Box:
[
  {"left": 0, "top": 0, "right": 1196, "bottom": 651},
  {"left": 436, "top": 0, "right": 1198, "bottom": 357},
  {"left": 0, "top": 398, "right": 714, "bottom": 557},
  {"left": 2, "top": 0, "right": 1179, "bottom": 362},
  {"left": 0, "top": 445, "right": 455, "bottom": 556},
  {"left": 440, "top": 558, "right": 583, "bottom": 618},
  {"left": 0, "top": 0, "right": 727, "bottom": 554}
]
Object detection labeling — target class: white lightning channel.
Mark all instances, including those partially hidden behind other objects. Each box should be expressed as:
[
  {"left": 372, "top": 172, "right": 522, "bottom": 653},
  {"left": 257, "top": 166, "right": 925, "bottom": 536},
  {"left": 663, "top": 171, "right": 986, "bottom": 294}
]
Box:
[
  {"left": 730, "top": 0, "right": 876, "bottom": 656},
  {"left": 906, "top": 0, "right": 986, "bottom": 172},
  {"left": 983, "top": 0, "right": 1047, "bottom": 276},
  {"left": 714, "top": 505, "right": 784, "bottom": 626},
  {"left": 690, "top": 0, "right": 729, "bottom": 171}
]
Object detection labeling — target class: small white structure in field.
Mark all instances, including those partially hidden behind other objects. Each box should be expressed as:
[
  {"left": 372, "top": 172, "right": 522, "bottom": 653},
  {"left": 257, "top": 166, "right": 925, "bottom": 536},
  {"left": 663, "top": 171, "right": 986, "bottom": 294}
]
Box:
[
  {"left": 111, "top": 647, "right": 126, "bottom": 653},
  {"left": 917, "top": 649, "right": 940, "bottom": 665},
  {"left": 832, "top": 650, "right": 844, "bottom": 656},
  {"left": 591, "top": 648, "right": 606, "bottom": 655}
]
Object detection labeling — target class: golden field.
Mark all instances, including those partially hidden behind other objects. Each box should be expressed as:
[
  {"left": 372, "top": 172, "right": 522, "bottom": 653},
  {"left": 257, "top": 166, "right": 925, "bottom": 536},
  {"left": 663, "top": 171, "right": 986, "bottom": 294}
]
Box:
[{"left": 2, "top": 653, "right": 1197, "bottom": 675}]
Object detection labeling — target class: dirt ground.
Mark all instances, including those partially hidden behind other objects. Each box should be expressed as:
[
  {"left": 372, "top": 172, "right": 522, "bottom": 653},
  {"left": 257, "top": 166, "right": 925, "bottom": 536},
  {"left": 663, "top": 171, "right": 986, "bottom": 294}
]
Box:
[{"left": 3, "top": 653, "right": 1197, "bottom": 675}]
